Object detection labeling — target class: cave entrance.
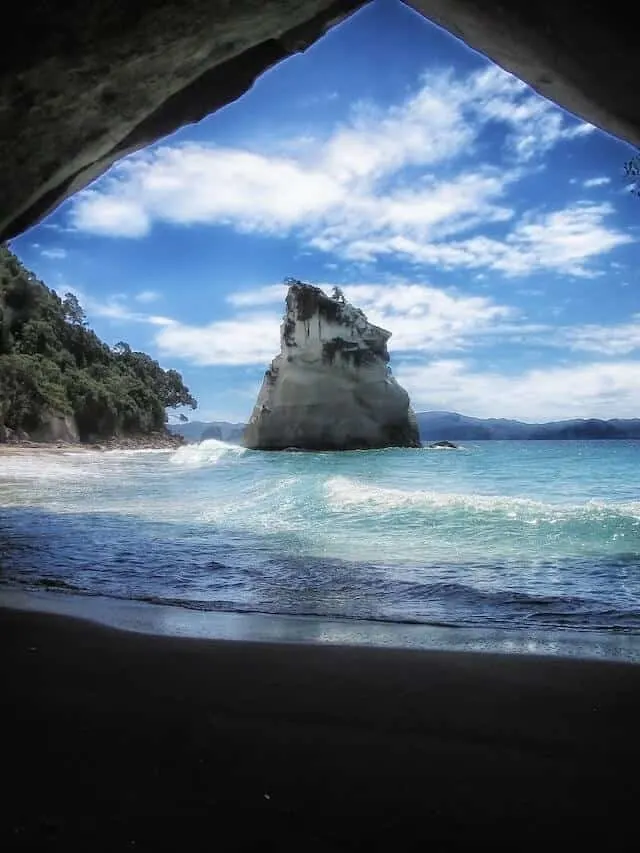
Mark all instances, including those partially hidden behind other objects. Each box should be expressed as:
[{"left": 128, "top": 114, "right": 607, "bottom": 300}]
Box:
[
  {"left": 0, "top": 0, "right": 639, "bottom": 661},
  {"left": 6, "top": 0, "right": 636, "bottom": 430}
]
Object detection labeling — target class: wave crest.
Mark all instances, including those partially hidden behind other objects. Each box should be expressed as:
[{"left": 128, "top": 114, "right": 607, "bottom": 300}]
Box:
[
  {"left": 170, "top": 439, "right": 247, "bottom": 468},
  {"left": 325, "top": 476, "right": 640, "bottom": 522}
]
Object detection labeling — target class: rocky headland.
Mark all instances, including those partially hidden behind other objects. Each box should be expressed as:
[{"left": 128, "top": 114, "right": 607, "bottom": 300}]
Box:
[{"left": 243, "top": 281, "right": 420, "bottom": 451}]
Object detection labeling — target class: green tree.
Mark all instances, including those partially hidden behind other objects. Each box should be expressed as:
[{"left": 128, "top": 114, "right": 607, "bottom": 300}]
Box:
[
  {"left": 62, "top": 292, "right": 87, "bottom": 326},
  {"left": 161, "top": 368, "right": 197, "bottom": 409},
  {"left": 0, "top": 244, "right": 197, "bottom": 441}
]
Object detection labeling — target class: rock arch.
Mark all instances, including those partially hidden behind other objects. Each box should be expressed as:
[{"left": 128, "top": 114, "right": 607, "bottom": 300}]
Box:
[{"left": 1, "top": 0, "right": 637, "bottom": 241}]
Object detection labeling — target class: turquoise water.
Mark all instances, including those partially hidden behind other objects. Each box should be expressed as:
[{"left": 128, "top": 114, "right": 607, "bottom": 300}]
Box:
[{"left": 1, "top": 440, "right": 639, "bottom": 632}]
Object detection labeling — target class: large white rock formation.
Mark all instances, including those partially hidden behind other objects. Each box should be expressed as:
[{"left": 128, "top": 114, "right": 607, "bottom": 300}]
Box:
[{"left": 243, "top": 282, "right": 420, "bottom": 451}]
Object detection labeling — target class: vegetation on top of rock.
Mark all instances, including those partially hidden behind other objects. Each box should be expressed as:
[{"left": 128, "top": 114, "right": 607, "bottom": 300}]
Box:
[
  {"left": 624, "top": 154, "right": 640, "bottom": 195},
  {"left": 0, "top": 244, "right": 196, "bottom": 442},
  {"left": 283, "top": 278, "right": 347, "bottom": 324}
]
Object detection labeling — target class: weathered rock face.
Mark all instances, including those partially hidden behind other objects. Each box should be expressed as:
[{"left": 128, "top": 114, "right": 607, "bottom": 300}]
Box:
[
  {"left": 407, "top": 1, "right": 640, "bottom": 150},
  {"left": 0, "top": 0, "right": 366, "bottom": 241},
  {"left": 27, "top": 411, "right": 80, "bottom": 444},
  {"left": 243, "top": 283, "right": 420, "bottom": 451},
  {"left": 1, "top": 1, "right": 639, "bottom": 242}
]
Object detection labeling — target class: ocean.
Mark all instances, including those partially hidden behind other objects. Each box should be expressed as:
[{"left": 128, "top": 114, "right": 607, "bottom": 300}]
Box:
[{"left": 1, "top": 439, "right": 639, "bottom": 645}]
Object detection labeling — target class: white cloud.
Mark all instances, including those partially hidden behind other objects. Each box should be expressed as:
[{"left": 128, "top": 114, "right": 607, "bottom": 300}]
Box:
[
  {"left": 72, "top": 145, "right": 345, "bottom": 237},
  {"left": 226, "top": 284, "right": 288, "bottom": 307},
  {"left": 396, "top": 359, "right": 640, "bottom": 421},
  {"left": 477, "top": 82, "right": 594, "bottom": 162},
  {"left": 154, "top": 313, "right": 281, "bottom": 366},
  {"left": 306, "top": 169, "right": 516, "bottom": 259},
  {"left": 135, "top": 290, "right": 161, "bottom": 304},
  {"left": 224, "top": 280, "right": 640, "bottom": 363},
  {"left": 73, "top": 193, "right": 150, "bottom": 237},
  {"left": 69, "top": 64, "right": 614, "bottom": 276},
  {"left": 328, "top": 283, "right": 516, "bottom": 352},
  {"left": 583, "top": 176, "right": 611, "bottom": 188},
  {"left": 66, "top": 288, "right": 173, "bottom": 327},
  {"left": 41, "top": 247, "right": 67, "bottom": 260},
  {"left": 157, "top": 281, "right": 519, "bottom": 366},
  {"left": 367, "top": 203, "right": 632, "bottom": 276},
  {"left": 562, "top": 316, "right": 640, "bottom": 355}
]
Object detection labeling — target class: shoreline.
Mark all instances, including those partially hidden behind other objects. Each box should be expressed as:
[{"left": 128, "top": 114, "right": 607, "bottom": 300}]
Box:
[
  {"left": 0, "top": 431, "right": 184, "bottom": 454},
  {"left": 1, "top": 604, "right": 639, "bottom": 850},
  {"left": 2, "top": 586, "right": 640, "bottom": 662}
]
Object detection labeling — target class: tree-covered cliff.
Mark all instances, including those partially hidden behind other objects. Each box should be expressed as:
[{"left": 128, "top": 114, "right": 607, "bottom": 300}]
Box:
[{"left": 0, "top": 245, "right": 196, "bottom": 442}]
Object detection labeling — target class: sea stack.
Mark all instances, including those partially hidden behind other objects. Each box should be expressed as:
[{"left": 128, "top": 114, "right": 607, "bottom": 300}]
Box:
[{"left": 243, "top": 281, "right": 421, "bottom": 451}]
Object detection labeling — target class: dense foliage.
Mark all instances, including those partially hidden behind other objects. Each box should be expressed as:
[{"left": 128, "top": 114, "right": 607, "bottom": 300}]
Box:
[
  {"left": 0, "top": 245, "right": 196, "bottom": 441},
  {"left": 625, "top": 154, "right": 640, "bottom": 195}
]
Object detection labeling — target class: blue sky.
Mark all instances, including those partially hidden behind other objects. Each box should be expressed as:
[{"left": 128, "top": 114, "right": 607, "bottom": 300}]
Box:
[{"left": 10, "top": 0, "right": 640, "bottom": 423}]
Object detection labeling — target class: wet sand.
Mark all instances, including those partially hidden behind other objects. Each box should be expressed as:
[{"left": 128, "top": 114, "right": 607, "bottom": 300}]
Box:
[{"left": 1, "top": 607, "right": 639, "bottom": 851}]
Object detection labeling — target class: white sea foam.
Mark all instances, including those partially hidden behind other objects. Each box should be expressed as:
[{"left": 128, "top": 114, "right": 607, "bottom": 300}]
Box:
[
  {"left": 0, "top": 451, "right": 106, "bottom": 483},
  {"left": 324, "top": 476, "right": 640, "bottom": 522},
  {"left": 616, "top": 501, "right": 640, "bottom": 521},
  {"left": 325, "top": 476, "right": 542, "bottom": 513},
  {"left": 197, "top": 474, "right": 303, "bottom": 532},
  {"left": 169, "top": 439, "right": 247, "bottom": 468},
  {"left": 102, "top": 448, "right": 172, "bottom": 457}
]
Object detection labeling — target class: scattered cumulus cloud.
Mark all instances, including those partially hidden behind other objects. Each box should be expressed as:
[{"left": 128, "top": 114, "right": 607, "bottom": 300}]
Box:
[
  {"left": 135, "top": 290, "right": 161, "bottom": 304},
  {"left": 155, "top": 313, "right": 281, "bottom": 366},
  {"left": 68, "top": 65, "right": 616, "bottom": 277},
  {"left": 74, "top": 196, "right": 150, "bottom": 238},
  {"left": 583, "top": 176, "right": 611, "bottom": 188},
  {"left": 67, "top": 287, "right": 173, "bottom": 328},
  {"left": 40, "top": 247, "right": 67, "bottom": 260},
  {"left": 320, "top": 283, "right": 517, "bottom": 352},
  {"left": 362, "top": 203, "right": 632, "bottom": 276},
  {"left": 156, "top": 281, "right": 519, "bottom": 366},
  {"left": 395, "top": 359, "right": 640, "bottom": 421},
  {"left": 562, "top": 316, "right": 640, "bottom": 356},
  {"left": 503, "top": 316, "right": 640, "bottom": 357},
  {"left": 226, "top": 284, "right": 288, "bottom": 308},
  {"left": 89, "top": 277, "right": 640, "bottom": 367}
]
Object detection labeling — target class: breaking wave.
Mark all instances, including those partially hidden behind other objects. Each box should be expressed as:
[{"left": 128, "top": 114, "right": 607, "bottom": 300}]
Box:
[
  {"left": 2, "top": 439, "right": 640, "bottom": 635},
  {"left": 324, "top": 475, "right": 640, "bottom": 523},
  {"left": 170, "top": 438, "right": 248, "bottom": 468}
]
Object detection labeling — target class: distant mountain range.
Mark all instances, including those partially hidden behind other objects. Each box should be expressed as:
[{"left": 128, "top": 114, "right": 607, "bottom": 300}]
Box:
[
  {"left": 170, "top": 413, "right": 640, "bottom": 444},
  {"left": 415, "top": 412, "right": 640, "bottom": 440},
  {"left": 168, "top": 420, "right": 245, "bottom": 444}
]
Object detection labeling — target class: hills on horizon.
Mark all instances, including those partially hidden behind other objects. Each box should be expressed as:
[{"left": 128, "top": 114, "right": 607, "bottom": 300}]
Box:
[
  {"left": 168, "top": 420, "right": 245, "bottom": 444},
  {"left": 415, "top": 411, "right": 640, "bottom": 440},
  {"left": 169, "top": 412, "right": 640, "bottom": 444}
]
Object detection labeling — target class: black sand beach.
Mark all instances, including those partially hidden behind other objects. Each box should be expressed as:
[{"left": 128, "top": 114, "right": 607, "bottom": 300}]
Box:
[{"left": 2, "top": 607, "right": 639, "bottom": 851}]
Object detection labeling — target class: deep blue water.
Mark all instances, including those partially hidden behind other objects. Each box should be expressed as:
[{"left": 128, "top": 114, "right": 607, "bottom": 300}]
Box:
[{"left": 1, "top": 440, "right": 639, "bottom": 632}]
